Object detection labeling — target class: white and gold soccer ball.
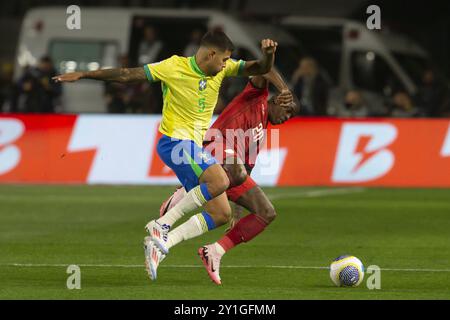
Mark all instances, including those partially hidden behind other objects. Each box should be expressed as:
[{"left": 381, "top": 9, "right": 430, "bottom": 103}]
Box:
[{"left": 330, "top": 255, "right": 365, "bottom": 287}]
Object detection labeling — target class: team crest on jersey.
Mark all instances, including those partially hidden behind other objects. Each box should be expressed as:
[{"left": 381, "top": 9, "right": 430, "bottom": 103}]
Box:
[{"left": 199, "top": 79, "right": 207, "bottom": 91}]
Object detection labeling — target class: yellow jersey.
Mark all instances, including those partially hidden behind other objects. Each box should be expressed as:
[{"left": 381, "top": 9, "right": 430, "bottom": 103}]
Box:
[{"left": 144, "top": 55, "right": 245, "bottom": 146}]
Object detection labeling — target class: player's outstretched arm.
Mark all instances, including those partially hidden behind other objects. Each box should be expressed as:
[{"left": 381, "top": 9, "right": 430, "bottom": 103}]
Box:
[
  {"left": 52, "top": 67, "right": 147, "bottom": 83},
  {"left": 240, "top": 39, "right": 277, "bottom": 77}
]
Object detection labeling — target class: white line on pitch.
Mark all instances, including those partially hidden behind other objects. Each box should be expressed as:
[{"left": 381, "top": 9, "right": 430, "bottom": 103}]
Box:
[
  {"left": 267, "top": 187, "right": 366, "bottom": 200},
  {"left": 3, "top": 263, "right": 450, "bottom": 273}
]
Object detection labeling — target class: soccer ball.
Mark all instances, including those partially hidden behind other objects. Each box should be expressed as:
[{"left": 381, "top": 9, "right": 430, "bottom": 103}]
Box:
[{"left": 330, "top": 255, "right": 364, "bottom": 287}]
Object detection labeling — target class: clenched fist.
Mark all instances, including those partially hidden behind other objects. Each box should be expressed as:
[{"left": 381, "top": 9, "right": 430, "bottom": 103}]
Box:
[{"left": 261, "top": 38, "right": 278, "bottom": 55}]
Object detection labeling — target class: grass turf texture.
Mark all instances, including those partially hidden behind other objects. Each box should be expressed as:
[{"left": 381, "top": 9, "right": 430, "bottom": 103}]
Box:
[{"left": 0, "top": 185, "right": 449, "bottom": 299}]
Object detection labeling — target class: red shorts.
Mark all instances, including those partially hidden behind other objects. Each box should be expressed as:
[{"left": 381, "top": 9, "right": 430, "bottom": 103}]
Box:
[
  {"left": 204, "top": 140, "right": 257, "bottom": 201},
  {"left": 226, "top": 175, "right": 257, "bottom": 202}
]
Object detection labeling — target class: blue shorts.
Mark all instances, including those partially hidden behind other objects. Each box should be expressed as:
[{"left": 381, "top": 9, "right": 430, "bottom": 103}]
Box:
[{"left": 157, "top": 134, "right": 218, "bottom": 191}]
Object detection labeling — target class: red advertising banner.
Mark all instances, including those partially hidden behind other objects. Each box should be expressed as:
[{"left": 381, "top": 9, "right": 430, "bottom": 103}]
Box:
[
  {"left": 0, "top": 114, "right": 449, "bottom": 187},
  {"left": 271, "top": 118, "right": 450, "bottom": 187}
]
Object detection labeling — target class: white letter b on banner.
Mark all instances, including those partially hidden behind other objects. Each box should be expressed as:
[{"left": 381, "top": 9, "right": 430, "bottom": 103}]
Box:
[{"left": 332, "top": 123, "right": 397, "bottom": 183}]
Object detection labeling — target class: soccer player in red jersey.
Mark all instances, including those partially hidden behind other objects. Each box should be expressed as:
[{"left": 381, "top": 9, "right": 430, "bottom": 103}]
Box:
[{"left": 157, "top": 69, "right": 299, "bottom": 284}]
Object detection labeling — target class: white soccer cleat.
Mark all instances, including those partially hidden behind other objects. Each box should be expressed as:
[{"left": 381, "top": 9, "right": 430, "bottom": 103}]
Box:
[
  {"left": 198, "top": 244, "right": 222, "bottom": 285},
  {"left": 144, "top": 236, "right": 166, "bottom": 281},
  {"left": 145, "top": 220, "right": 170, "bottom": 254}
]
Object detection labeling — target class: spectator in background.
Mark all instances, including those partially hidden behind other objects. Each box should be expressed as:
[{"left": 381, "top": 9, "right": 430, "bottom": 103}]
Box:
[
  {"left": 0, "top": 62, "right": 14, "bottom": 112},
  {"left": 291, "top": 57, "right": 329, "bottom": 116},
  {"left": 10, "top": 66, "right": 36, "bottom": 112},
  {"left": 105, "top": 55, "right": 160, "bottom": 114},
  {"left": 138, "top": 25, "right": 164, "bottom": 65},
  {"left": 336, "top": 90, "right": 370, "bottom": 118},
  {"left": 104, "top": 55, "right": 130, "bottom": 113},
  {"left": 418, "top": 68, "right": 448, "bottom": 117},
  {"left": 10, "top": 56, "right": 61, "bottom": 113},
  {"left": 37, "top": 56, "right": 61, "bottom": 112},
  {"left": 390, "top": 91, "right": 420, "bottom": 117},
  {"left": 183, "top": 29, "right": 203, "bottom": 57},
  {"left": 127, "top": 77, "right": 161, "bottom": 114},
  {"left": 36, "top": 56, "right": 61, "bottom": 112}
]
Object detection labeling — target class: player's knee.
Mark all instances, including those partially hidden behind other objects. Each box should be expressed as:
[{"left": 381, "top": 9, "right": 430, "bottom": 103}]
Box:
[
  {"left": 233, "top": 167, "right": 247, "bottom": 186},
  {"left": 261, "top": 204, "right": 276, "bottom": 223},
  {"left": 220, "top": 173, "right": 230, "bottom": 191},
  {"left": 221, "top": 208, "right": 233, "bottom": 224},
  {"left": 210, "top": 210, "right": 231, "bottom": 226},
  {"left": 212, "top": 207, "right": 232, "bottom": 225},
  {"left": 201, "top": 164, "right": 230, "bottom": 196},
  {"left": 226, "top": 164, "right": 247, "bottom": 187},
  {"left": 210, "top": 171, "right": 230, "bottom": 196}
]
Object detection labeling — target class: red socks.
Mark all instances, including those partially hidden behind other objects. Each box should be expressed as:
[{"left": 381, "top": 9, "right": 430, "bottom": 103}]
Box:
[{"left": 217, "top": 214, "right": 269, "bottom": 253}]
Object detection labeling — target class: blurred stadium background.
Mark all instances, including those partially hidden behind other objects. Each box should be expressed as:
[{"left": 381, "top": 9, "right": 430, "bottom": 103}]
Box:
[
  {"left": 0, "top": 0, "right": 449, "bottom": 299},
  {"left": 1, "top": 0, "right": 450, "bottom": 116}
]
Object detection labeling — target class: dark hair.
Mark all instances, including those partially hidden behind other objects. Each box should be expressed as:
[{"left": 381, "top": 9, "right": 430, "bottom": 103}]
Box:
[{"left": 200, "top": 30, "right": 235, "bottom": 52}]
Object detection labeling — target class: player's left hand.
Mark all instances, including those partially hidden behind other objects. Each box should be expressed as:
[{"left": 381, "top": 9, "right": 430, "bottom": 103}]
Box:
[
  {"left": 261, "top": 39, "right": 278, "bottom": 55},
  {"left": 276, "top": 89, "right": 293, "bottom": 106}
]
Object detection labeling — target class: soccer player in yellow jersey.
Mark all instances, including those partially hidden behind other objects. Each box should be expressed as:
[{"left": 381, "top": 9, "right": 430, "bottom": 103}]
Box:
[{"left": 54, "top": 30, "right": 279, "bottom": 281}]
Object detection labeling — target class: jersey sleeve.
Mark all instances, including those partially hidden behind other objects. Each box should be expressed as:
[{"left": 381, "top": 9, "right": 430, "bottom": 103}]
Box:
[
  {"left": 223, "top": 58, "right": 246, "bottom": 78},
  {"left": 143, "top": 55, "right": 176, "bottom": 82}
]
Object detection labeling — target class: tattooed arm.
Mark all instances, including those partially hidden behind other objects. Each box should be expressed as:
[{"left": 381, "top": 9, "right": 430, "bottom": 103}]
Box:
[{"left": 52, "top": 67, "right": 147, "bottom": 83}]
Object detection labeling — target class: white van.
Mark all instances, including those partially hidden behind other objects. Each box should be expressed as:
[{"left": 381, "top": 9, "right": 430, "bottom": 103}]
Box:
[
  {"left": 279, "top": 16, "right": 441, "bottom": 114},
  {"left": 15, "top": 7, "right": 300, "bottom": 113}
]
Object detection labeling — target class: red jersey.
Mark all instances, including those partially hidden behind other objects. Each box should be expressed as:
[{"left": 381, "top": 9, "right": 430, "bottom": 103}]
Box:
[{"left": 205, "top": 81, "right": 269, "bottom": 169}]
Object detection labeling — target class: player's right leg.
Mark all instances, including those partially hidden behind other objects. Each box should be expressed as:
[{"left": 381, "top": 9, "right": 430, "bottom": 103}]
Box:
[
  {"left": 163, "top": 192, "right": 231, "bottom": 250},
  {"left": 146, "top": 136, "right": 230, "bottom": 253},
  {"left": 199, "top": 185, "right": 276, "bottom": 284},
  {"left": 156, "top": 152, "right": 243, "bottom": 251},
  {"left": 146, "top": 190, "right": 231, "bottom": 281},
  {"left": 144, "top": 136, "right": 233, "bottom": 281},
  {"left": 156, "top": 160, "right": 243, "bottom": 238},
  {"left": 226, "top": 183, "right": 277, "bottom": 249},
  {"left": 157, "top": 186, "right": 232, "bottom": 273},
  {"left": 199, "top": 164, "right": 277, "bottom": 284}
]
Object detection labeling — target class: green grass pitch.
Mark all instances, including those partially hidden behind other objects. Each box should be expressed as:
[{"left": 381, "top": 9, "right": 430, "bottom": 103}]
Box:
[{"left": 0, "top": 185, "right": 449, "bottom": 299}]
